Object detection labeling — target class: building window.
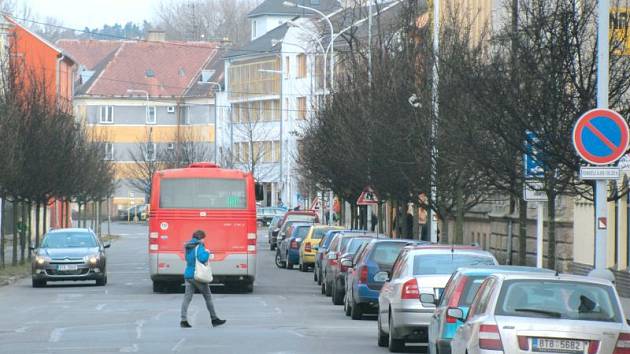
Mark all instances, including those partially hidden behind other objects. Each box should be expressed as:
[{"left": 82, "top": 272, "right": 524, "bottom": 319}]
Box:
[
  {"left": 104, "top": 143, "right": 114, "bottom": 161},
  {"left": 273, "top": 140, "right": 281, "bottom": 162},
  {"left": 252, "top": 20, "right": 257, "bottom": 38},
  {"left": 145, "top": 143, "right": 156, "bottom": 161},
  {"left": 297, "top": 97, "right": 307, "bottom": 120},
  {"left": 146, "top": 106, "right": 157, "bottom": 124},
  {"left": 285, "top": 56, "right": 290, "bottom": 79},
  {"left": 297, "top": 54, "right": 307, "bottom": 78},
  {"left": 285, "top": 98, "right": 289, "bottom": 120},
  {"left": 183, "top": 106, "right": 191, "bottom": 124},
  {"left": 99, "top": 106, "right": 114, "bottom": 123}
]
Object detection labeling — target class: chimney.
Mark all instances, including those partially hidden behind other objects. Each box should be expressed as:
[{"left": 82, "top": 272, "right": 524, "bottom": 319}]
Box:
[{"left": 146, "top": 29, "right": 166, "bottom": 42}]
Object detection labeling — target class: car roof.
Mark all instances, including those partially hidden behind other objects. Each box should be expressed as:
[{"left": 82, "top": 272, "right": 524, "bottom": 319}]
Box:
[
  {"left": 455, "top": 265, "right": 555, "bottom": 277},
  {"left": 490, "top": 272, "right": 614, "bottom": 286},
  {"left": 404, "top": 247, "right": 495, "bottom": 257},
  {"left": 47, "top": 228, "right": 93, "bottom": 234},
  {"left": 312, "top": 225, "right": 342, "bottom": 230}
]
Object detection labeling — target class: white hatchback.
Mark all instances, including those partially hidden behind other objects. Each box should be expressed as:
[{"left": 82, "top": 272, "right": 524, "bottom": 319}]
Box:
[{"left": 450, "top": 273, "right": 630, "bottom": 354}]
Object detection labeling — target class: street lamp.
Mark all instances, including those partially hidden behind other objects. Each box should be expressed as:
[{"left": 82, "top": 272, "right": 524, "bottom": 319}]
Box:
[{"left": 283, "top": 1, "right": 335, "bottom": 90}]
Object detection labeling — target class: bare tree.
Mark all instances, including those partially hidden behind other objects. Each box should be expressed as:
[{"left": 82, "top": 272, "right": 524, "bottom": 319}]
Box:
[{"left": 155, "top": 0, "right": 260, "bottom": 44}]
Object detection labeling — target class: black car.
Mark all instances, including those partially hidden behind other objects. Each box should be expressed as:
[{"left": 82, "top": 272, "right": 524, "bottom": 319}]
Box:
[{"left": 31, "top": 228, "right": 110, "bottom": 287}]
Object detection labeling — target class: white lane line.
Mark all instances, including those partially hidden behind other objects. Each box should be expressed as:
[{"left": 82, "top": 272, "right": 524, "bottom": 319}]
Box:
[
  {"left": 120, "top": 344, "right": 139, "bottom": 353},
  {"left": 96, "top": 304, "right": 106, "bottom": 311},
  {"left": 15, "top": 326, "right": 28, "bottom": 333},
  {"left": 135, "top": 320, "right": 145, "bottom": 339},
  {"left": 48, "top": 328, "right": 65, "bottom": 343},
  {"left": 289, "top": 330, "right": 306, "bottom": 338},
  {"left": 274, "top": 307, "right": 282, "bottom": 314},
  {"left": 171, "top": 338, "right": 186, "bottom": 352}
]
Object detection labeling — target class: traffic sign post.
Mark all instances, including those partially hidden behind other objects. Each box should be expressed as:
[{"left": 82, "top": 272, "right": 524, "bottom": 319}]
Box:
[{"left": 573, "top": 105, "right": 630, "bottom": 270}]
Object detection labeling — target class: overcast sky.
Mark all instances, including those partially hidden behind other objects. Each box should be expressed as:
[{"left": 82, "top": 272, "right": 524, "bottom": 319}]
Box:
[{"left": 16, "top": 0, "right": 170, "bottom": 29}]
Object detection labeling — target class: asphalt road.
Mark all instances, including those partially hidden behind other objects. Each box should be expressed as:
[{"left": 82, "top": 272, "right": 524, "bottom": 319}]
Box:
[{"left": 0, "top": 222, "right": 406, "bottom": 354}]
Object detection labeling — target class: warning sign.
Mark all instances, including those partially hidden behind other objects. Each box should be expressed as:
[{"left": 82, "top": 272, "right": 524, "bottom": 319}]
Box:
[
  {"left": 311, "top": 197, "right": 321, "bottom": 211},
  {"left": 357, "top": 186, "right": 379, "bottom": 206}
]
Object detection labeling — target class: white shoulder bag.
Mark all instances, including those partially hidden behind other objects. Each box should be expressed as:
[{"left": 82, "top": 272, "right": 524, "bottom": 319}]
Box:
[{"left": 193, "top": 245, "right": 213, "bottom": 283}]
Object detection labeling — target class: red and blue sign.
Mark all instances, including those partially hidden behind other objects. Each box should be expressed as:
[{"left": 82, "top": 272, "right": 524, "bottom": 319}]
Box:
[{"left": 573, "top": 108, "right": 629, "bottom": 165}]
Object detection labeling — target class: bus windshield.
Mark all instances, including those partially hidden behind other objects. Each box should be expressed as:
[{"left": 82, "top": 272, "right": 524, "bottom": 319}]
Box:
[{"left": 159, "top": 178, "right": 247, "bottom": 209}]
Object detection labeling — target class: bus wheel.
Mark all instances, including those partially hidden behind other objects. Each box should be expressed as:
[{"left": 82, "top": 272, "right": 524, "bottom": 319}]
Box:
[{"left": 152, "top": 281, "right": 165, "bottom": 293}]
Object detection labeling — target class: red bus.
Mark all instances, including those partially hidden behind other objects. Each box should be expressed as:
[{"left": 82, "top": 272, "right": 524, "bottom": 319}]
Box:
[{"left": 148, "top": 162, "right": 257, "bottom": 293}]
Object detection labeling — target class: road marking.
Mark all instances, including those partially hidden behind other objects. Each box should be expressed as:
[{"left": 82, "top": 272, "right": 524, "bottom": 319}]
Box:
[
  {"left": 171, "top": 338, "right": 186, "bottom": 352},
  {"left": 120, "top": 344, "right": 139, "bottom": 353},
  {"left": 135, "top": 320, "right": 145, "bottom": 339},
  {"left": 96, "top": 304, "right": 106, "bottom": 311},
  {"left": 289, "top": 330, "right": 306, "bottom": 338},
  {"left": 15, "top": 326, "right": 28, "bottom": 333},
  {"left": 48, "top": 328, "right": 65, "bottom": 343},
  {"left": 274, "top": 307, "right": 282, "bottom": 314}
]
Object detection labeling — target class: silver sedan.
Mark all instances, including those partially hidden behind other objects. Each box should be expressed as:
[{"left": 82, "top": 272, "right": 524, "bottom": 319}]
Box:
[
  {"left": 450, "top": 273, "right": 630, "bottom": 354},
  {"left": 377, "top": 245, "right": 497, "bottom": 352}
]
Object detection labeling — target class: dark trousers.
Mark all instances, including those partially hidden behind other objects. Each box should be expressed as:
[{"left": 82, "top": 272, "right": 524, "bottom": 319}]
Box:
[{"left": 181, "top": 279, "right": 218, "bottom": 321}]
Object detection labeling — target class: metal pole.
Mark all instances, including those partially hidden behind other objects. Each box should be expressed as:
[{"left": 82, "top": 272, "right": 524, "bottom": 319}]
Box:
[
  {"left": 328, "top": 190, "right": 333, "bottom": 226},
  {"left": 507, "top": 218, "right": 513, "bottom": 265},
  {"left": 536, "top": 202, "right": 544, "bottom": 268},
  {"left": 429, "top": 0, "right": 440, "bottom": 243},
  {"left": 595, "top": 0, "right": 610, "bottom": 270}
]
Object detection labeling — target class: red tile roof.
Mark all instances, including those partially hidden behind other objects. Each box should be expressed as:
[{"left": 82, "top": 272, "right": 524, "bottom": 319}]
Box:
[{"left": 57, "top": 39, "right": 221, "bottom": 97}]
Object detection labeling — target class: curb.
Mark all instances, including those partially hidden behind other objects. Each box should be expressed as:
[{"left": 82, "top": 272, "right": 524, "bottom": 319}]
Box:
[{"left": 0, "top": 274, "right": 25, "bottom": 287}]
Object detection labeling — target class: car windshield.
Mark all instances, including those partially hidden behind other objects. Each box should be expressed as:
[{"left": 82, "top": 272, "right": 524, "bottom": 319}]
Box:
[
  {"left": 495, "top": 280, "right": 622, "bottom": 323},
  {"left": 286, "top": 214, "right": 317, "bottom": 222},
  {"left": 293, "top": 226, "right": 310, "bottom": 238},
  {"left": 312, "top": 228, "right": 332, "bottom": 240},
  {"left": 412, "top": 254, "right": 495, "bottom": 275},
  {"left": 322, "top": 231, "right": 341, "bottom": 248},
  {"left": 42, "top": 232, "right": 98, "bottom": 248},
  {"left": 459, "top": 276, "right": 487, "bottom": 306},
  {"left": 344, "top": 238, "right": 369, "bottom": 254},
  {"left": 370, "top": 242, "right": 408, "bottom": 267}
]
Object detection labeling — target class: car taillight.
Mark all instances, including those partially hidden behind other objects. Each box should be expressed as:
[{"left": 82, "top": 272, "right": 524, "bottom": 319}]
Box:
[
  {"left": 330, "top": 252, "right": 339, "bottom": 266},
  {"left": 401, "top": 278, "right": 419, "bottom": 300},
  {"left": 479, "top": 324, "right": 503, "bottom": 351},
  {"left": 358, "top": 266, "right": 368, "bottom": 284},
  {"left": 518, "top": 336, "right": 529, "bottom": 350},
  {"left": 305, "top": 243, "right": 312, "bottom": 252},
  {"left": 589, "top": 340, "right": 600, "bottom": 354},
  {"left": 290, "top": 240, "right": 298, "bottom": 249},
  {"left": 247, "top": 232, "right": 256, "bottom": 253},
  {"left": 614, "top": 333, "right": 630, "bottom": 354}
]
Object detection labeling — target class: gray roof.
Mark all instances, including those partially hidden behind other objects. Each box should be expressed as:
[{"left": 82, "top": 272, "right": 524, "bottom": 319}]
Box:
[
  {"left": 248, "top": 0, "right": 340, "bottom": 18},
  {"left": 225, "top": 23, "right": 290, "bottom": 59}
]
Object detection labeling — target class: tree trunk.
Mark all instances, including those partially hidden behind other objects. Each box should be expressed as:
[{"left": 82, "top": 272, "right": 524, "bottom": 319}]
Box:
[
  {"left": 518, "top": 197, "right": 527, "bottom": 265},
  {"left": 20, "top": 202, "right": 26, "bottom": 264},
  {"left": 455, "top": 182, "right": 465, "bottom": 244},
  {"left": 0, "top": 198, "right": 5, "bottom": 268},
  {"left": 378, "top": 203, "right": 384, "bottom": 234},
  {"left": 35, "top": 203, "right": 40, "bottom": 248},
  {"left": 547, "top": 194, "right": 557, "bottom": 270},
  {"left": 12, "top": 200, "right": 18, "bottom": 266},
  {"left": 442, "top": 216, "right": 450, "bottom": 245},
  {"left": 27, "top": 202, "right": 32, "bottom": 261},
  {"left": 43, "top": 201, "right": 48, "bottom": 234},
  {"left": 412, "top": 204, "right": 420, "bottom": 240}
]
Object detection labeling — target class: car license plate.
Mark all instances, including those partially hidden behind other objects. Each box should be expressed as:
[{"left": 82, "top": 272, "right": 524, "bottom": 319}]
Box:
[
  {"left": 532, "top": 338, "right": 587, "bottom": 353},
  {"left": 58, "top": 264, "right": 78, "bottom": 271}
]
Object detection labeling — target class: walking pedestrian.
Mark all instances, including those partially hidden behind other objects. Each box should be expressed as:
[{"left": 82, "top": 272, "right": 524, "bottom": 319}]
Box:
[{"left": 180, "top": 230, "right": 226, "bottom": 328}]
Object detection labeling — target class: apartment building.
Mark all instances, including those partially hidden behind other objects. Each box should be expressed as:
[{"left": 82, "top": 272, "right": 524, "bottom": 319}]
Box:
[{"left": 58, "top": 33, "right": 223, "bottom": 210}]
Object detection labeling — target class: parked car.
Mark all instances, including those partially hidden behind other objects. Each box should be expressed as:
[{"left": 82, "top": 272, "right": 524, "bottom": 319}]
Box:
[
  {"left": 31, "top": 228, "right": 110, "bottom": 287},
  {"left": 322, "top": 231, "right": 382, "bottom": 297},
  {"left": 269, "top": 211, "right": 319, "bottom": 250},
  {"left": 315, "top": 229, "right": 364, "bottom": 286},
  {"left": 298, "top": 225, "right": 343, "bottom": 272},
  {"left": 330, "top": 235, "right": 379, "bottom": 305},
  {"left": 275, "top": 223, "right": 313, "bottom": 269},
  {"left": 425, "top": 266, "right": 554, "bottom": 354},
  {"left": 118, "top": 205, "right": 148, "bottom": 221},
  {"left": 377, "top": 245, "right": 497, "bottom": 352},
  {"left": 267, "top": 215, "right": 283, "bottom": 248},
  {"left": 344, "top": 239, "right": 425, "bottom": 320},
  {"left": 449, "top": 272, "right": 630, "bottom": 354},
  {"left": 256, "top": 207, "right": 286, "bottom": 226}
]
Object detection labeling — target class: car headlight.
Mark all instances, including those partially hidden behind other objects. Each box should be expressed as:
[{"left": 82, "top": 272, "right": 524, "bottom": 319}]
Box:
[
  {"left": 84, "top": 255, "right": 99, "bottom": 264},
  {"left": 35, "top": 256, "right": 50, "bottom": 265}
]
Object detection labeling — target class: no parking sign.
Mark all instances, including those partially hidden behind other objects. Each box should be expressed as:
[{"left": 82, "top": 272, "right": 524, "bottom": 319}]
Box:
[{"left": 573, "top": 108, "right": 629, "bottom": 165}]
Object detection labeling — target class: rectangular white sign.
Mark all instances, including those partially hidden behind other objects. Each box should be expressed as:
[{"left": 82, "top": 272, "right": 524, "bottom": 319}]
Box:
[
  {"left": 524, "top": 182, "right": 547, "bottom": 202},
  {"left": 580, "top": 166, "right": 620, "bottom": 180}
]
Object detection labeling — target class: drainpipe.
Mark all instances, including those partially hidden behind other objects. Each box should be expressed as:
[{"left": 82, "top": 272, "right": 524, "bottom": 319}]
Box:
[{"left": 56, "top": 53, "right": 65, "bottom": 103}]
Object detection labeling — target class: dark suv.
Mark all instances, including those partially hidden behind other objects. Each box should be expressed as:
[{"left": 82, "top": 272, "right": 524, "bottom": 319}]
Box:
[{"left": 31, "top": 228, "right": 110, "bottom": 287}]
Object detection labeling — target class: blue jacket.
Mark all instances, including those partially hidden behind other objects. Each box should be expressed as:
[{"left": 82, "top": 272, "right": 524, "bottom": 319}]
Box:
[{"left": 183, "top": 238, "right": 211, "bottom": 279}]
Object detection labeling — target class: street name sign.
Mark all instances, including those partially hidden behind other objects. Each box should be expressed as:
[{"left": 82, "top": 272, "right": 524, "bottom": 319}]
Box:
[
  {"left": 579, "top": 166, "right": 620, "bottom": 180},
  {"left": 573, "top": 108, "right": 629, "bottom": 165},
  {"left": 524, "top": 182, "right": 547, "bottom": 202}
]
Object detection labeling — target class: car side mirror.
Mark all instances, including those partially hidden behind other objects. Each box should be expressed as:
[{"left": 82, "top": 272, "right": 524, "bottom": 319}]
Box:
[
  {"left": 420, "top": 293, "right": 436, "bottom": 306},
  {"left": 313, "top": 246, "right": 319, "bottom": 251},
  {"left": 447, "top": 307, "right": 465, "bottom": 321},
  {"left": 341, "top": 259, "right": 353, "bottom": 268},
  {"left": 104, "top": 242, "right": 111, "bottom": 249},
  {"left": 374, "top": 271, "right": 389, "bottom": 282}
]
